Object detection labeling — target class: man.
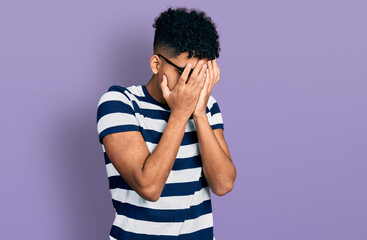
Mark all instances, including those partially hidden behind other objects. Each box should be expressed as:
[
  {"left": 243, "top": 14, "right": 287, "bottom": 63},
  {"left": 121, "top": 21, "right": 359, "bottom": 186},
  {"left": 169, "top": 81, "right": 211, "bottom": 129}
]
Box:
[{"left": 96, "top": 7, "right": 236, "bottom": 240}]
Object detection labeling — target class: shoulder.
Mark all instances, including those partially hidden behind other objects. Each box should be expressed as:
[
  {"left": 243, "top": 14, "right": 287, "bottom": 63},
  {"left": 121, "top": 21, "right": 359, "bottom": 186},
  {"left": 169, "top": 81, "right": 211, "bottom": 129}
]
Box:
[{"left": 97, "top": 85, "right": 142, "bottom": 107}]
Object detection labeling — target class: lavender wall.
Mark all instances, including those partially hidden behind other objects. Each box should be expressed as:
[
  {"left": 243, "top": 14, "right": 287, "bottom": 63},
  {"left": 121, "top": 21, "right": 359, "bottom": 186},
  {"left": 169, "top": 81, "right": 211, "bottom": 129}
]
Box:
[{"left": 1, "top": 0, "right": 366, "bottom": 239}]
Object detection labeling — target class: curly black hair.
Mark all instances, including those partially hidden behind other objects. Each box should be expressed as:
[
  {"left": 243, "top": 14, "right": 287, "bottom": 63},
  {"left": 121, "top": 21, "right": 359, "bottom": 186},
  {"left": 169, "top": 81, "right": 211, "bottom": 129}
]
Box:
[{"left": 152, "top": 7, "right": 221, "bottom": 60}]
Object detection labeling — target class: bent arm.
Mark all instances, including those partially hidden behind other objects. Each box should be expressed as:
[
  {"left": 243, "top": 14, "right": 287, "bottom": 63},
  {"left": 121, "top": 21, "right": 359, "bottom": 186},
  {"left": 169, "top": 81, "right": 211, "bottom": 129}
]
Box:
[
  {"left": 193, "top": 114, "right": 236, "bottom": 196},
  {"left": 102, "top": 112, "right": 188, "bottom": 201}
]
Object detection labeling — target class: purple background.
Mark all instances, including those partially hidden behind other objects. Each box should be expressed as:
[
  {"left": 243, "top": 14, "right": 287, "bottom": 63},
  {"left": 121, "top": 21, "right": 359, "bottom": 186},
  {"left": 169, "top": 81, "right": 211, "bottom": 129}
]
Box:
[{"left": 1, "top": 0, "right": 366, "bottom": 239}]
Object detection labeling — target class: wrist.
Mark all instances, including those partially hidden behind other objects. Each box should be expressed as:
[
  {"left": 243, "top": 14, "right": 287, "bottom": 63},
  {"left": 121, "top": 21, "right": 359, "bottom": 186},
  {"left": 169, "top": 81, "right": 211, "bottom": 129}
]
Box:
[
  {"left": 193, "top": 113, "right": 208, "bottom": 121},
  {"left": 170, "top": 110, "right": 191, "bottom": 122}
]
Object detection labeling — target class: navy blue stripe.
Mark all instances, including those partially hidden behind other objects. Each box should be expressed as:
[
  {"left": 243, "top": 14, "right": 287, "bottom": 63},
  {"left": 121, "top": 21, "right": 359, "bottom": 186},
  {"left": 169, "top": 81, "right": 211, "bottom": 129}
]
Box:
[
  {"left": 211, "top": 123, "right": 224, "bottom": 130},
  {"left": 97, "top": 100, "right": 135, "bottom": 122},
  {"left": 141, "top": 128, "right": 198, "bottom": 146},
  {"left": 99, "top": 125, "right": 140, "bottom": 144},
  {"left": 186, "top": 199, "right": 212, "bottom": 220},
  {"left": 210, "top": 102, "right": 220, "bottom": 115},
  {"left": 110, "top": 225, "right": 213, "bottom": 240},
  {"left": 104, "top": 152, "right": 110, "bottom": 164},
  {"left": 108, "top": 173, "right": 121, "bottom": 190},
  {"left": 138, "top": 107, "right": 171, "bottom": 120},
  {"left": 104, "top": 154, "right": 202, "bottom": 170},
  {"left": 172, "top": 155, "right": 202, "bottom": 170},
  {"left": 112, "top": 199, "right": 212, "bottom": 222},
  {"left": 99, "top": 118, "right": 198, "bottom": 146},
  {"left": 109, "top": 176, "right": 208, "bottom": 197},
  {"left": 133, "top": 96, "right": 210, "bottom": 117},
  {"left": 161, "top": 177, "right": 208, "bottom": 196},
  {"left": 108, "top": 85, "right": 132, "bottom": 95}
]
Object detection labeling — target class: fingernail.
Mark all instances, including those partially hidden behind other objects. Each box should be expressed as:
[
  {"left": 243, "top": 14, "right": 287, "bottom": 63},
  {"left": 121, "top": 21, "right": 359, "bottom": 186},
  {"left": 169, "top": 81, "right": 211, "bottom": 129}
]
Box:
[
  {"left": 199, "top": 60, "right": 204, "bottom": 65},
  {"left": 187, "top": 63, "right": 192, "bottom": 68}
]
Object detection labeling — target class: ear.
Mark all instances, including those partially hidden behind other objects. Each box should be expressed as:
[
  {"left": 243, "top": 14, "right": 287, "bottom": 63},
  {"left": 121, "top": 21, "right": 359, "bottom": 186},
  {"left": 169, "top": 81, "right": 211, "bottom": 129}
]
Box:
[{"left": 150, "top": 55, "right": 161, "bottom": 74}]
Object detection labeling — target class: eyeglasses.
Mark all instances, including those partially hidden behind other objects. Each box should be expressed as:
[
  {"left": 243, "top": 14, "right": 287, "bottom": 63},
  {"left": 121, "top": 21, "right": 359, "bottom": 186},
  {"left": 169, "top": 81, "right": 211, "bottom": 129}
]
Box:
[{"left": 157, "top": 53, "right": 194, "bottom": 77}]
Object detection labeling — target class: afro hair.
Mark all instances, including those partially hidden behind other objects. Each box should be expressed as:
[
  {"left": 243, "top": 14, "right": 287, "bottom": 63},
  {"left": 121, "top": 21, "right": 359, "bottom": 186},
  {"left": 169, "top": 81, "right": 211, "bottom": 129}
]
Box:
[{"left": 152, "top": 7, "right": 221, "bottom": 60}]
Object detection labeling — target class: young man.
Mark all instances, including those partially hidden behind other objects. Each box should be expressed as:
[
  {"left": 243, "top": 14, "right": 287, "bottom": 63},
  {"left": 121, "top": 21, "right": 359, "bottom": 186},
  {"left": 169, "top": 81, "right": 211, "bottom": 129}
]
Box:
[{"left": 96, "top": 7, "right": 236, "bottom": 240}]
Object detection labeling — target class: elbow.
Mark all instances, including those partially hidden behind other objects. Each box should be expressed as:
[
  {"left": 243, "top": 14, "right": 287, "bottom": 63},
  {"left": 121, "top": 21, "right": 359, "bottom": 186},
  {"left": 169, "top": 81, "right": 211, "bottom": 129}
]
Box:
[
  {"left": 214, "top": 161, "right": 237, "bottom": 196},
  {"left": 136, "top": 163, "right": 173, "bottom": 202},
  {"left": 139, "top": 183, "right": 161, "bottom": 202},
  {"left": 213, "top": 182, "right": 234, "bottom": 196},
  {"left": 212, "top": 172, "right": 236, "bottom": 196},
  {"left": 145, "top": 192, "right": 160, "bottom": 202},
  {"left": 217, "top": 166, "right": 237, "bottom": 196}
]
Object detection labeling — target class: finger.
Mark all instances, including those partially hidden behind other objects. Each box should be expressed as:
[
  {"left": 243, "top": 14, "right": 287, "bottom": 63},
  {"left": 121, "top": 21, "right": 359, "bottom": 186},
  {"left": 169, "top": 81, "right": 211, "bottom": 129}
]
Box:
[
  {"left": 215, "top": 66, "right": 220, "bottom": 84},
  {"left": 208, "top": 60, "right": 214, "bottom": 85},
  {"left": 198, "top": 63, "right": 208, "bottom": 82},
  {"left": 203, "top": 69, "right": 210, "bottom": 91},
  {"left": 191, "top": 63, "right": 207, "bottom": 89},
  {"left": 160, "top": 75, "right": 171, "bottom": 99},
  {"left": 197, "top": 72, "right": 208, "bottom": 95},
  {"left": 186, "top": 59, "right": 205, "bottom": 86},
  {"left": 206, "top": 68, "right": 213, "bottom": 89},
  {"left": 178, "top": 62, "right": 193, "bottom": 86},
  {"left": 212, "top": 59, "right": 219, "bottom": 79},
  {"left": 199, "top": 72, "right": 208, "bottom": 93}
]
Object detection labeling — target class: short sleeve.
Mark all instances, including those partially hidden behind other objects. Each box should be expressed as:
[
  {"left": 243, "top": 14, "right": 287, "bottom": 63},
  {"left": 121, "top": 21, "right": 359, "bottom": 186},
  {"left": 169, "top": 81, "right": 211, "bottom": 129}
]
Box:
[
  {"left": 207, "top": 95, "right": 224, "bottom": 130},
  {"left": 96, "top": 89, "right": 140, "bottom": 144}
]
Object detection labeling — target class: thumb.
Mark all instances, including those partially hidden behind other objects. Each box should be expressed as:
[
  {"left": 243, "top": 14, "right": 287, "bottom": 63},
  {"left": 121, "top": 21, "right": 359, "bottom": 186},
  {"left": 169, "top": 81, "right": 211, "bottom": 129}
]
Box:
[{"left": 160, "top": 75, "right": 171, "bottom": 99}]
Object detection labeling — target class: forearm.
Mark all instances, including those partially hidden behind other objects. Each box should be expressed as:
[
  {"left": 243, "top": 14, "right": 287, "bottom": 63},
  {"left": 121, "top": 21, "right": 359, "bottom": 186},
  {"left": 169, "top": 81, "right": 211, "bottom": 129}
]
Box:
[
  {"left": 141, "top": 111, "right": 188, "bottom": 198},
  {"left": 194, "top": 114, "right": 236, "bottom": 195}
]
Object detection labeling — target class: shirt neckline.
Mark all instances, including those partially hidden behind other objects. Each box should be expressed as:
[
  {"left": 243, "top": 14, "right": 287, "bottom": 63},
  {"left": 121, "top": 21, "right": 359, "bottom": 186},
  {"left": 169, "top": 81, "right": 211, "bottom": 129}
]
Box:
[{"left": 142, "top": 84, "right": 171, "bottom": 110}]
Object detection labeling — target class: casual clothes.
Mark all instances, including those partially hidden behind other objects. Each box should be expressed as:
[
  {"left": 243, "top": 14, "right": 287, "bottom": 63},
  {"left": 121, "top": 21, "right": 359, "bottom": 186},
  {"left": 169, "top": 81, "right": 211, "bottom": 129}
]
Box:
[{"left": 96, "top": 84, "right": 224, "bottom": 240}]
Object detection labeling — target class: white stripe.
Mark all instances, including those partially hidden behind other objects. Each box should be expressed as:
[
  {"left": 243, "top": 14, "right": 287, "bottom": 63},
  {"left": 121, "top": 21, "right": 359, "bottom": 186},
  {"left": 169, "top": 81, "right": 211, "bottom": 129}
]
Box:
[
  {"left": 106, "top": 163, "right": 202, "bottom": 183},
  {"left": 110, "top": 186, "right": 211, "bottom": 210},
  {"left": 166, "top": 167, "right": 202, "bottom": 183},
  {"left": 127, "top": 85, "right": 144, "bottom": 97},
  {"left": 138, "top": 100, "right": 168, "bottom": 111},
  {"left": 146, "top": 142, "right": 199, "bottom": 158},
  {"left": 97, "top": 91, "right": 133, "bottom": 108},
  {"left": 97, "top": 112, "right": 139, "bottom": 134},
  {"left": 127, "top": 86, "right": 170, "bottom": 110},
  {"left": 106, "top": 163, "right": 120, "bottom": 177},
  {"left": 135, "top": 112, "right": 198, "bottom": 133},
  {"left": 129, "top": 94, "right": 169, "bottom": 111},
  {"left": 180, "top": 213, "right": 213, "bottom": 234},
  {"left": 109, "top": 236, "right": 118, "bottom": 240},
  {"left": 135, "top": 112, "right": 167, "bottom": 132},
  {"left": 207, "top": 95, "right": 216, "bottom": 110},
  {"left": 112, "top": 212, "right": 213, "bottom": 236},
  {"left": 135, "top": 112, "right": 197, "bottom": 132},
  {"left": 210, "top": 112, "right": 223, "bottom": 126}
]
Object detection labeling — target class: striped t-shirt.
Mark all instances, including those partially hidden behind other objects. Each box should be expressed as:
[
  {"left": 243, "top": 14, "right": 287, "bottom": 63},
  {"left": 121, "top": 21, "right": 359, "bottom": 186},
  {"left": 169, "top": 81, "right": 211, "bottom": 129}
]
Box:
[{"left": 96, "top": 84, "right": 224, "bottom": 240}]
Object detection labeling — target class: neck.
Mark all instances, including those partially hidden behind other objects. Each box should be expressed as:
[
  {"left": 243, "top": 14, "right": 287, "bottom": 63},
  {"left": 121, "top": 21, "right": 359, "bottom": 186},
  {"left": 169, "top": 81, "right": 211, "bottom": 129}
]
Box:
[{"left": 145, "top": 74, "right": 168, "bottom": 105}]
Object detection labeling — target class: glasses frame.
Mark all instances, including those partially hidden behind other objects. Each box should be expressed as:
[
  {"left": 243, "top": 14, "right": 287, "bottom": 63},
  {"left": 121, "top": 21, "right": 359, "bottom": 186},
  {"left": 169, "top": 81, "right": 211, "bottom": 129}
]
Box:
[{"left": 157, "top": 53, "right": 194, "bottom": 76}]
